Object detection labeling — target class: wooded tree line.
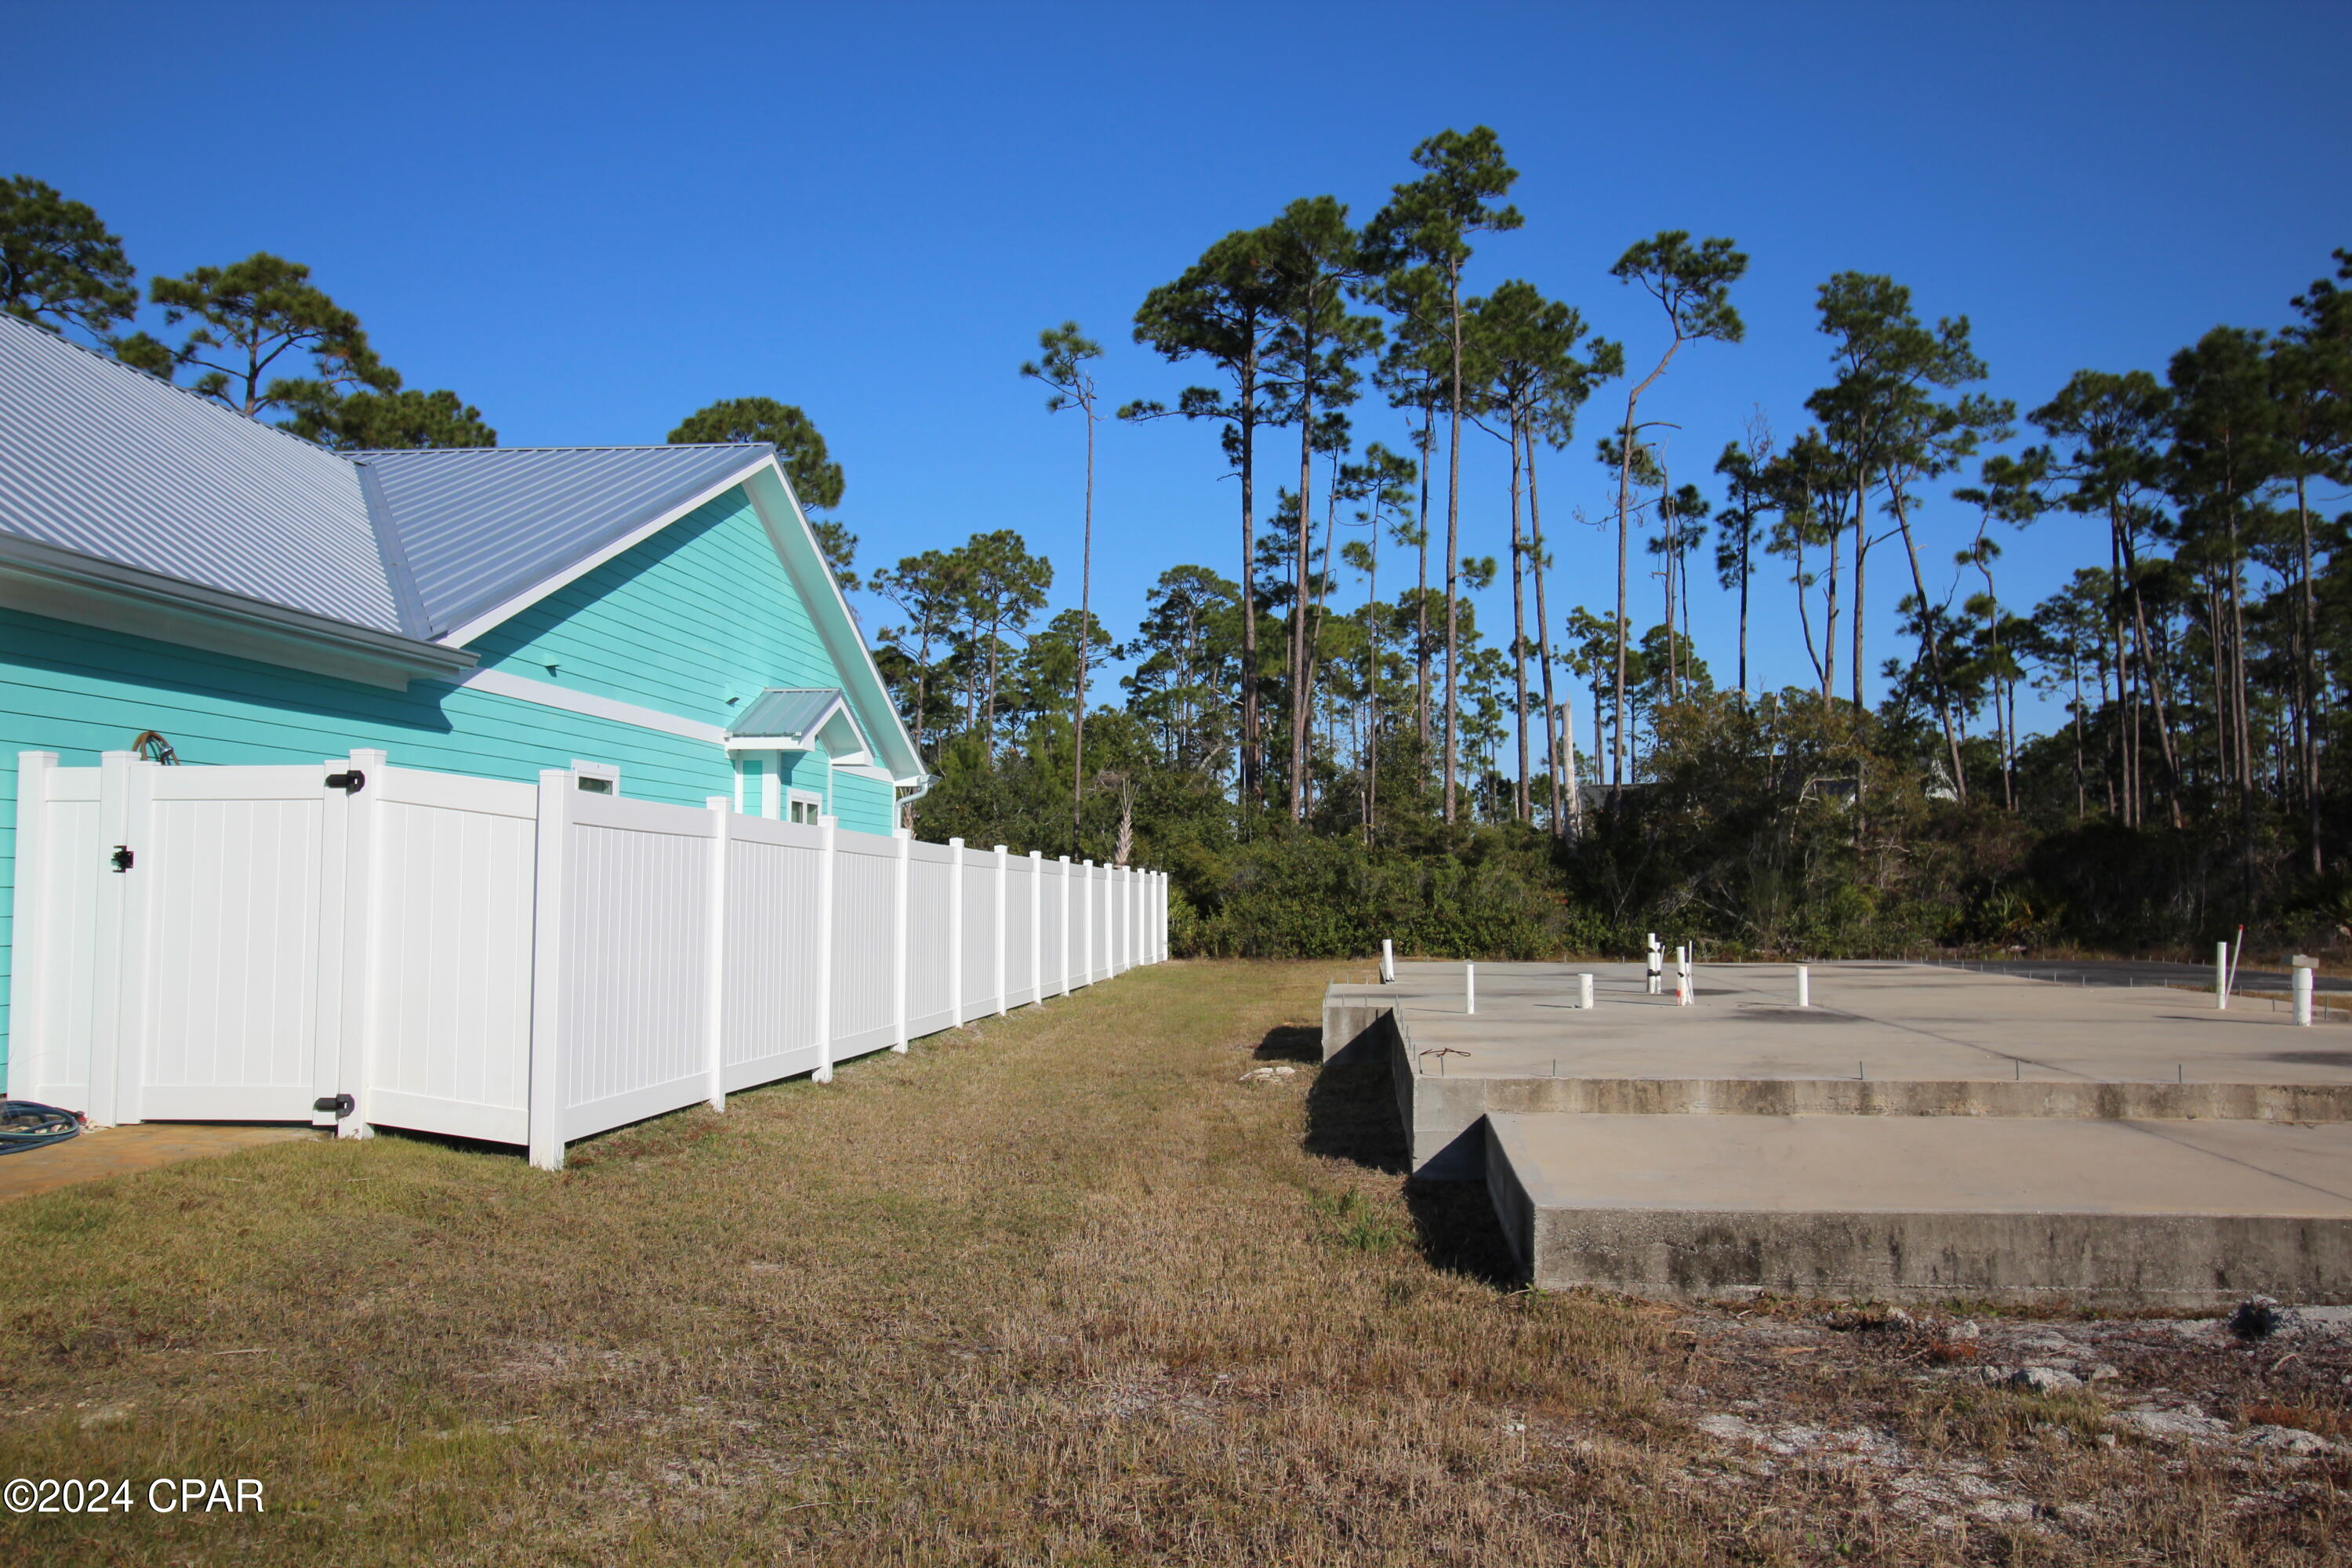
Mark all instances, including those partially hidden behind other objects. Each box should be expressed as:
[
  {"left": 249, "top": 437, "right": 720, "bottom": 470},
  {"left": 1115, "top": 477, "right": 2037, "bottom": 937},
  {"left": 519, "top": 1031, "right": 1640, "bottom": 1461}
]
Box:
[
  {"left": 16, "top": 167, "right": 2350, "bottom": 953},
  {"left": 880, "top": 129, "right": 2350, "bottom": 955}
]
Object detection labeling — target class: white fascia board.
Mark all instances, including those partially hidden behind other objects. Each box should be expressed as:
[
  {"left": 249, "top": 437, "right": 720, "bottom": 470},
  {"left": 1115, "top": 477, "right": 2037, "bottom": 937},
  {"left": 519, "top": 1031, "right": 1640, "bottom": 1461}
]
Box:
[
  {"left": 435, "top": 456, "right": 772, "bottom": 650},
  {"left": 0, "top": 532, "right": 476, "bottom": 691},
  {"left": 451, "top": 666, "right": 727, "bottom": 745},
  {"left": 741, "top": 461, "right": 926, "bottom": 785},
  {"left": 723, "top": 735, "right": 817, "bottom": 754}
]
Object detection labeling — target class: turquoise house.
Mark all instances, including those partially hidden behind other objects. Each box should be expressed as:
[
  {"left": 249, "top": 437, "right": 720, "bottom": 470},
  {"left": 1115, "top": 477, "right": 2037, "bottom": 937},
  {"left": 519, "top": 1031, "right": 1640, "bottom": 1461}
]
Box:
[{"left": 0, "top": 315, "right": 927, "bottom": 1082}]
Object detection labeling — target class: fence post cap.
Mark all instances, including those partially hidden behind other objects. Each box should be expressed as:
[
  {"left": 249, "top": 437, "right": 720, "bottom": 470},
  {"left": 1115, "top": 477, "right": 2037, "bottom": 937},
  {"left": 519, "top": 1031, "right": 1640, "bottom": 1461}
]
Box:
[{"left": 2292, "top": 955, "right": 2319, "bottom": 969}]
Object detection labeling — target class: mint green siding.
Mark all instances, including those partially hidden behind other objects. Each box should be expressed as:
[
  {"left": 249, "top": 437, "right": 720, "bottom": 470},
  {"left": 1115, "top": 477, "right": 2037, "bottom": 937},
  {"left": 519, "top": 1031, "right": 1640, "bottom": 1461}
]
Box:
[
  {"left": 473, "top": 488, "right": 845, "bottom": 727},
  {"left": 831, "top": 771, "right": 895, "bottom": 835},
  {"left": 0, "top": 483, "right": 900, "bottom": 1080}
]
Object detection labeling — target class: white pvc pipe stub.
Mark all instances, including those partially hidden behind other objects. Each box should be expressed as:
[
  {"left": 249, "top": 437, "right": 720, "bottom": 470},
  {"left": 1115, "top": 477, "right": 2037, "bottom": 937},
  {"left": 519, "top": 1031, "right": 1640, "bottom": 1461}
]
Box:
[
  {"left": 1577, "top": 973, "right": 1595, "bottom": 1010},
  {"left": 2216, "top": 941, "right": 2230, "bottom": 1010},
  {"left": 2294, "top": 956, "right": 2316, "bottom": 1027},
  {"left": 1465, "top": 962, "right": 1476, "bottom": 1015},
  {"left": 1380, "top": 938, "right": 1395, "bottom": 984},
  {"left": 1796, "top": 965, "right": 1811, "bottom": 1009}
]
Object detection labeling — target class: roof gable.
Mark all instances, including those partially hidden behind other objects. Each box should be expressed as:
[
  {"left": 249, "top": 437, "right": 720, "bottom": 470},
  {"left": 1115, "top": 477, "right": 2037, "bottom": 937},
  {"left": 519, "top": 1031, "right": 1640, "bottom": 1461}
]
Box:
[{"left": 354, "top": 444, "right": 771, "bottom": 641}]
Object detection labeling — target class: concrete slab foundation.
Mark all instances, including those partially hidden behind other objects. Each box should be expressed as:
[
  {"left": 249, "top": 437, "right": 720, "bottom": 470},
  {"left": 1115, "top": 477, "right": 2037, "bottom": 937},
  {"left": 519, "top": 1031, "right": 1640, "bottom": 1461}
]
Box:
[
  {"left": 1328, "top": 960, "right": 2352, "bottom": 1305},
  {"left": 1354, "top": 962, "right": 2352, "bottom": 1177},
  {"left": 1486, "top": 1111, "right": 2352, "bottom": 1308}
]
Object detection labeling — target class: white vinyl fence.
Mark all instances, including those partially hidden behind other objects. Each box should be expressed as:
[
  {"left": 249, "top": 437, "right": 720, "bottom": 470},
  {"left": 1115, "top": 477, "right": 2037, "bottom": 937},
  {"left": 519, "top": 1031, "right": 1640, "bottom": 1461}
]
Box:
[{"left": 8, "top": 749, "right": 1170, "bottom": 1168}]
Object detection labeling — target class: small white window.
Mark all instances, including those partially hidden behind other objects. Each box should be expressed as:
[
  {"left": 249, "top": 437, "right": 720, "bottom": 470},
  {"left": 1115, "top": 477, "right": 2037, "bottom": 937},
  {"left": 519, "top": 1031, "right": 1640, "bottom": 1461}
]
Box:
[
  {"left": 572, "top": 760, "right": 619, "bottom": 794},
  {"left": 788, "top": 789, "right": 823, "bottom": 826}
]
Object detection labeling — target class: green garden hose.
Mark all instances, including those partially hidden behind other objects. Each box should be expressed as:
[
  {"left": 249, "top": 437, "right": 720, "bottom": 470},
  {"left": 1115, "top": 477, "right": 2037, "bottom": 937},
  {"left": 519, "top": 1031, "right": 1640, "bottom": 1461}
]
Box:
[{"left": 0, "top": 1100, "right": 81, "bottom": 1153}]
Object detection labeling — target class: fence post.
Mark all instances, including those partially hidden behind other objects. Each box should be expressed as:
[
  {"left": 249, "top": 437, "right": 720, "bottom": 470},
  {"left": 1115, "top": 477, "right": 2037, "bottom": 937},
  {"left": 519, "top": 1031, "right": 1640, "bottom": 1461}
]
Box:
[
  {"left": 89, "top": 750, "right": 152, "bottom": 1127},
  {"left": 1029, "top": 849, "right": 1044, "bottom": 1005},
  {"left": 892, "top": 828, "right": 913, "bottom": 1051},
  {"left": 1058, "top": 855, "right": 1073, "bottom": 996},
  {"left": 993, "top": 843, "right": 1009, "bottom": 1017},
  {"left": 704, "top": 796, "right": 731, "bottom": 1110},
  {"left": 527, "top": 769, "right": 573, "bottom": 1171},
  {"left": 332, "top": 749, "right": 388, "bottom": 1139},
  {"left": 815, "top": 815, "right": 839, "bottom": 1082},
  {"left": 948, "top": 837, "right": 966, "bottom": 1026}
]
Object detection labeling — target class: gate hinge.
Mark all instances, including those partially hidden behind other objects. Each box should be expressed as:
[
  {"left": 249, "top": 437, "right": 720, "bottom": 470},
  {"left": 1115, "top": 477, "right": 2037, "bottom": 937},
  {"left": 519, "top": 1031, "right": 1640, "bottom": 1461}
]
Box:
[
  {"left": 313, "top": 1094, "right": 356, "bottom": 1119},
  {"left": 110, "top": 845, "right": 133, "bottom": 873},
  {"left": 325, "top": 770, "right": 366, "bottom": 794}
]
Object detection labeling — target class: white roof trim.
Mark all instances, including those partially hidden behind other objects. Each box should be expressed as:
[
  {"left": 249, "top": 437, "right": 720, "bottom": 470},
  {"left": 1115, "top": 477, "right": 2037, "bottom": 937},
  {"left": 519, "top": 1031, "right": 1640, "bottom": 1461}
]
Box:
[
  {"left": 434, "top": 452, "right": 773, "bottom": 649},
  {"left": 739, "top": 459, "right": 924, "bottom": 784},
  {"left": 450, "top": 666, "right": 727, "bottom": 745}
]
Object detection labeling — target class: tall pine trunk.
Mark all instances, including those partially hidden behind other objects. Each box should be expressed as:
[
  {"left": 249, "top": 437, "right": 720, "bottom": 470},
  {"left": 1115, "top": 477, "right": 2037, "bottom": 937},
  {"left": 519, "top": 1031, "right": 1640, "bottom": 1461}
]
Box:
[
  {"left": 1073, "top": 404, "right": 1093, "bottom": 853},
  {"left": 1508, "top": 412, "right": 1530, "bottom": 822},
  {"left": 1238, "top": 360, "right": 1262, "bottom": 822},
  {"left": 1290, "top": 368, "right": 1315, "bottom": 821},
  {"left": 1443, "top": 270, "right": 1465, "bottom": 822},
  {"left": 1526, "top": 427, "right": 1570, "bottom": 839}
]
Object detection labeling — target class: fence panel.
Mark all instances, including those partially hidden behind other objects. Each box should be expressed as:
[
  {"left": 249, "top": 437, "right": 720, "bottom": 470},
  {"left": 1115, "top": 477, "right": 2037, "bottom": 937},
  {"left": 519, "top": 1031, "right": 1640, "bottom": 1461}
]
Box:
[
  {"left": 132, "top": 763, "right": 332, "bottom": 1122},
  {"left": 13, "top": 752, "right": 1168, "bottom": 1167},
  {"left": 560, "top": 790, "right": 714, "bottom": 1141},
  {"left": 1091, "top": 864, "right": 1112, "bottom": 984},
  {"left": 1004, "top": 853, "right": 1035, "bottom": 1007},
  {"left": 721, "top": 813, "right": 825, "bottom": 1091},
  {"left": 1042, "top": 857, "right": 1069, "bottom": 996},
  {"left": 960, "top": 844, "right": 1000, "bottom": 1018},
  {"left": 904, "top": 839, "right": 955, "bottom": 1036},
  {"left": 362, "top": 764, "right": 536, "bottom": 1145},
  {"left": 830, "top": 832, "right": 898, "bottom": 1060},
  {"left": 5, "top": 754, "right": 100, "bottom": 1109}
]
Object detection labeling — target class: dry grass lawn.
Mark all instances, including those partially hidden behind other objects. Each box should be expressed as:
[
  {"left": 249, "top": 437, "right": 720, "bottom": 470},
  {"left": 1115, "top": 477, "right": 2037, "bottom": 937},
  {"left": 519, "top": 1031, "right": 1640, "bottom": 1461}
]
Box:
[{"left": 2, "top": 958, "right": 2347, "bottom": 1564}]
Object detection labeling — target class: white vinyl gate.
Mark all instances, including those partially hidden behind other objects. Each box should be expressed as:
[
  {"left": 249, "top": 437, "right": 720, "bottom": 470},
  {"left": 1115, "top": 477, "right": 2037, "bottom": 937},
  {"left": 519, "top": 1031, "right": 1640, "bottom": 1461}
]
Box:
[{"left": 9, "top": 749, "right": 1171, "bottom": 1167}]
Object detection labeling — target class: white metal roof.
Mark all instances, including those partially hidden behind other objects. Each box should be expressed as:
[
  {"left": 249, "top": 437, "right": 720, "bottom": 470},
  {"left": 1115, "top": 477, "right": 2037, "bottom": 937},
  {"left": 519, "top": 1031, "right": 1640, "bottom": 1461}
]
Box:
[
  {"left": 0, "top": 312, "right": 403, "bottom": 632},
  {"left": 0, "top": 315, "right": 770, "bottom": 644},
  {"left": 357, "top": 444, "right": 771, "bottom": 640},
  {"left": 729, "top": 686, "right": 849, "bottom": 742}
]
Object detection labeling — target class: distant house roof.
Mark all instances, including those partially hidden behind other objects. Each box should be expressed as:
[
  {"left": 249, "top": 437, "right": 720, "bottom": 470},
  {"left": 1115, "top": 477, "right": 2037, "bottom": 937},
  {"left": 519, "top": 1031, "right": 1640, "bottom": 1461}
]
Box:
[{"left": 0, "top": 314, "right": 769, "bottom": 644}]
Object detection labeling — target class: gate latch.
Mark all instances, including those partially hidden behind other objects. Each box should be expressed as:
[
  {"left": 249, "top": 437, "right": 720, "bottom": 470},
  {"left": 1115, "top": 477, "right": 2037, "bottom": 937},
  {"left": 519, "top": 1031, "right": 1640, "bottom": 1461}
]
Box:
[
  {"left": 313, "top": 1094, "right": 356, "bottom": 1119},
  {"left": 109, "top": 845, "right": 133, "bottom": 873},
  {"left": 325, "top": 770, "right": 366, "bottom": 794}
]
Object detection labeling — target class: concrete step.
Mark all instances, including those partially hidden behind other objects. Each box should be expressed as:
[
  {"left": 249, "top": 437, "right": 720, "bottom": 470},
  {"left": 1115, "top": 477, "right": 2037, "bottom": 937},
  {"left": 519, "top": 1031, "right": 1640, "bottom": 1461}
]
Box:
[{"left": 1486, "top": 1111, "right": 2352, "bottom": 1308}]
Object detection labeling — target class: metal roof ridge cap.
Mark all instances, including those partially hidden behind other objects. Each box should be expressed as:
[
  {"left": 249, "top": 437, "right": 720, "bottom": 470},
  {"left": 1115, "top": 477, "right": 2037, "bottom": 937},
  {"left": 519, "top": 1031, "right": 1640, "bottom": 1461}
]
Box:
[{"left": 350, "top": 459, "right": 431, "bottom": 640}]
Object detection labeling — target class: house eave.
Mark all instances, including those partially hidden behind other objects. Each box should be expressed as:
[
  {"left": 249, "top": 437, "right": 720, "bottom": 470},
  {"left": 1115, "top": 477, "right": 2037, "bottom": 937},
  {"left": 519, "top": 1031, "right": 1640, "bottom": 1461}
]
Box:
[{"left": 0, "top": 532, "right": 477, "bottom": 691}]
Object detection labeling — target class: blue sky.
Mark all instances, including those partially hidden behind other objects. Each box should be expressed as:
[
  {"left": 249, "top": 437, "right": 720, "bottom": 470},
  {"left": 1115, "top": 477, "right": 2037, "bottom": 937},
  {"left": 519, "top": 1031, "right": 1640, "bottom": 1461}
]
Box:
[{"left": 5, "top": 0, "right": 2347, "bottom": 737}]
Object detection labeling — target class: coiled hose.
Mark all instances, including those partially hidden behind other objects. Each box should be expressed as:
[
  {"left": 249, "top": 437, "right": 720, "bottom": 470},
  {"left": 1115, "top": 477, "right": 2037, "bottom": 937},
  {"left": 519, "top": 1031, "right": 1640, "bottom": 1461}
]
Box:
[{"left": 0, "top": 1100, "right": 82, "bottom": 1153}]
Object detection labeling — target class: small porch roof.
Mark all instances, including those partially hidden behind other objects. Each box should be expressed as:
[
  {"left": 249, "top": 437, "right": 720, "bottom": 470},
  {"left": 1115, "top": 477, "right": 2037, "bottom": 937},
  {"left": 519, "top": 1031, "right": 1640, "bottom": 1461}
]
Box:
[{"left": 726, "top": 687, "right": 866, "bottom": 760}]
